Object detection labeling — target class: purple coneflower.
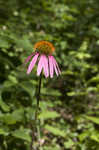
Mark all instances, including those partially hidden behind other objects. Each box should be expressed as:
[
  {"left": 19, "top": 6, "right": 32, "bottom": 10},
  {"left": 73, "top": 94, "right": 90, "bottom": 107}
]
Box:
[{"left": 25, "top": 41, "right": 61, "bottom": 78}]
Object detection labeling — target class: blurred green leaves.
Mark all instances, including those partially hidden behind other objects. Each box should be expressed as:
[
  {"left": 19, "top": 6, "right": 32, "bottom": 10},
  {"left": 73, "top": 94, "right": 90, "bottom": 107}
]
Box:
[{"left": 0, "top": 0, "right": 99, "bottom": 149}]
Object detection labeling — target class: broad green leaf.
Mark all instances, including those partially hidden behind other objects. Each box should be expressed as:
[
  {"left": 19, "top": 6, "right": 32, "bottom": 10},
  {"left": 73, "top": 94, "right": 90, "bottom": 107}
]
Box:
[
  {"left": 85, "top": 116, "right": 99, "bottom": 124},
  {"left": 12, "top": 128, "right": 31, "bottom": 142},
  {"left": 44, "top": 125, "right": 65, "bottom": 137},
  {"left": 1, "top": 114, "right": 17, "bottom": 125},
  {"left": 0, "top": 109, "right": 24, "bottom": 124},
  {"left": 42, "top": 88, "right": 61, "bottom": 96},
  {"left": 39, "top": 110, "right": 60, "bottom": 120}
]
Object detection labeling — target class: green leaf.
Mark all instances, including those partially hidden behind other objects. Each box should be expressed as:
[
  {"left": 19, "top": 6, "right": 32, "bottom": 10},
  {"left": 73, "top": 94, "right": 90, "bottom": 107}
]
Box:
[
  {"left": 44, "top": 125, "right": 66, "bottom": 137},
  {"left": 91, "top": 135, "right": 99, "bottom": 142},
  {"left": 85, "top": 116, "right": 99, "bottom": 124},
  {"left": 0, "top": 97, "right": 10, "bottom": 112},
  {"left": 2, "top": 114, "right": 17, "bottom": 125},
  {"left": 79, "top": 131, "right": 89, "bottom": 141},
  {"left": 39, "top": 110, "right": 60, "bottom": 120},
  {"left": 89, "top": 75, "right": 99, "bottom": 83},
  {"left": 64, "top": 139, "right": 74, "bottom": 148},
  {"left": 90, "top": 130, "right": 99, "bottom": 143},
  {"left": 8, "top": 75, "right": 18, "bottom": 84},
  {"left": 67, "top": 91, "right": 76, "bottom": 96},
  {"left": 42, "top": 88, "right": 61, "bottom": 96},
  {"left": 12, "top": 128, "right": 31, "bottom": 142},
  {"left": 0, "top": 109, "right": 24, "bottom": 125},
  {"left": 79, "top": 40, "right": 89, "bottom": 52}
]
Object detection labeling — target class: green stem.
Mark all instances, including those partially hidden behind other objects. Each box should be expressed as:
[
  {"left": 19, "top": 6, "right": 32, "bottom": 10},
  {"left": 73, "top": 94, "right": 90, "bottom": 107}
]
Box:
[
  {"left": 37, "top": 123, "right": 43, "bottom": 150},
  {"left": 30, "top": 75, "right": 42, "bottom": 150},
  {"left": 35, "top": 75, "right": 42, "bottom": 121}
]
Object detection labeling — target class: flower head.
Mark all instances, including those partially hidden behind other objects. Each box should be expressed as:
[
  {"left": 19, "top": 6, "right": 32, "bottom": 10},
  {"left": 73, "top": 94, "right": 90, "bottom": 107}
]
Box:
[
  {"left": 34, "top": 41, "right": 55, "bottom": 55},
  {"left": 25, "top": 41, "right": 61, "bottom": 78}
]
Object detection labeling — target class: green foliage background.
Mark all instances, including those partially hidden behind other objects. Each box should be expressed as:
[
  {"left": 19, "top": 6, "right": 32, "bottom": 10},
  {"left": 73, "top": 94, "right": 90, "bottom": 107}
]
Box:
[{"left": 0, "top": 0, "right": 99, "bottom": 149}]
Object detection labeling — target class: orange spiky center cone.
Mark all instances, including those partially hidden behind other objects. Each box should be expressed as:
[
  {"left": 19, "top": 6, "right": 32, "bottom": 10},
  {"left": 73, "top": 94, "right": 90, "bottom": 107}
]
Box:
[{"left": 34, "top": 41, "right": 55, "bottom": 55}]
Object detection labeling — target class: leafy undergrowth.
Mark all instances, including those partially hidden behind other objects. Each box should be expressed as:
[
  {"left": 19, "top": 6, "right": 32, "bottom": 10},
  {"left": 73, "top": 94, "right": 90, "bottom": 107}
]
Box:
[{"left": 0, "top": 0, "right": 99, "bottom": 149}]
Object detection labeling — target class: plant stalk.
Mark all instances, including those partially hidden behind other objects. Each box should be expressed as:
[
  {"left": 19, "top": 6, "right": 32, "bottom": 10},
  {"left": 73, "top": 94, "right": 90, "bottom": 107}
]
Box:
[{"left": 30, "top": 75, "right": 42, "bottom": 150}]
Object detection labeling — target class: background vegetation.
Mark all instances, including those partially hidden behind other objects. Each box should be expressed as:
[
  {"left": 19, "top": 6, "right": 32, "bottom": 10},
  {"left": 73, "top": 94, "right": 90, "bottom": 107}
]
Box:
[{"left": 0, "top": 0, "right": 99, "bottom": 149}]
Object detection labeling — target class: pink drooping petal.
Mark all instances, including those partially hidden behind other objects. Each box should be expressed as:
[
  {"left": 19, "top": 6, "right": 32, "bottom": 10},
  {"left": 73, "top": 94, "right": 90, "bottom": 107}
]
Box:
[
  {"left": 53, "top": 58, "right": 61, "bottom": 74},
  {"left": 52, "top": 56, "right": 61, "bottom": 76},
  {"left": 43, "top": 55, "right": 49, "bottom": 78},
  {"left": 53, "top": 61, "right": 58, "bottom": 76},
  {"left": 48, "top": 56, "right": 54, "bottom": 78},
  {"left": 24, "top": 53, "right": 35, "bottom": 64},
  {"left": 27, "top": 53, "right": 39, "bottom": 74},
  {"left": 37, "top": 55, "right": 44, "bottom": 76},
  {"left": 37, "top": 55, "right": 49, "bottom": 78}
]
